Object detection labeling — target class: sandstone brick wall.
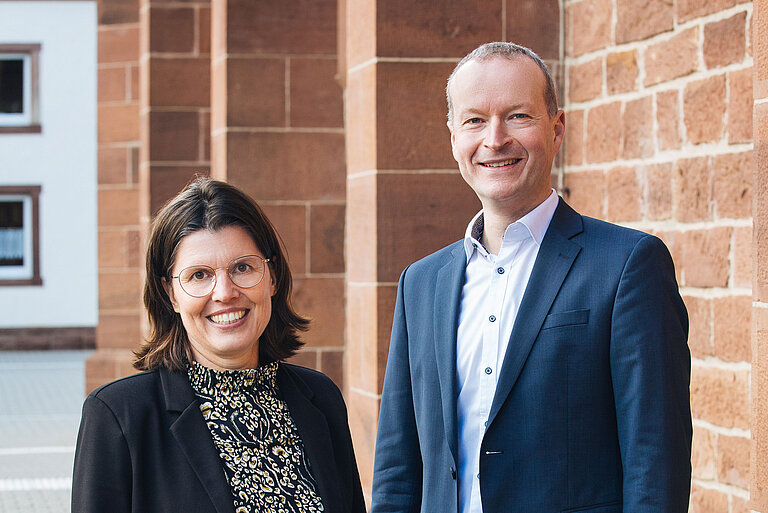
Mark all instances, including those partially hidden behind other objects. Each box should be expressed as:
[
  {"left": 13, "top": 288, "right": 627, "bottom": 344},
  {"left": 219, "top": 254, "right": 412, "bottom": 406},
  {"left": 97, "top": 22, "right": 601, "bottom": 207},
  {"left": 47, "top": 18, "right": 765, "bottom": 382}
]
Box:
[{"left": 564, "top": 0, "right": 754, "bottom": 510}]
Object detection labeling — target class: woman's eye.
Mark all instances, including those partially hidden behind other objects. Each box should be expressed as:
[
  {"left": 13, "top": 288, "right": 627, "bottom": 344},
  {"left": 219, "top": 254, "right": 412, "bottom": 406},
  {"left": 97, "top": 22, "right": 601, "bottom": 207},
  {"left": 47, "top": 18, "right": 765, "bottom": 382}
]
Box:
[
  {"left": 234, "top": 263, "right": 253, "bottom": 274},
  {"left": 188, "top": 269, "right": 210, "bottom": 281}
]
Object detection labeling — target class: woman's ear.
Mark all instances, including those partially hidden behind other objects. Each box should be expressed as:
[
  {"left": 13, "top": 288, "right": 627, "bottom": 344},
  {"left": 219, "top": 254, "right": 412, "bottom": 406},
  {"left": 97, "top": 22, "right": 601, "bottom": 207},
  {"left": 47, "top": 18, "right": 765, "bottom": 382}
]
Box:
[{"left": 162, "top": 278, "right": 180, "bottom": 313}]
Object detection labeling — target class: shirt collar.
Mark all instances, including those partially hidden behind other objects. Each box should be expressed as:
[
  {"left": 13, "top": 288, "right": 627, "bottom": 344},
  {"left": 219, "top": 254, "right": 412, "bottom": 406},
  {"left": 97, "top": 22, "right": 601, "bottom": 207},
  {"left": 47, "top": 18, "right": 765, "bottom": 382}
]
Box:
[{"left": 463, "top": 189, "right": 559, "bottom": 260}]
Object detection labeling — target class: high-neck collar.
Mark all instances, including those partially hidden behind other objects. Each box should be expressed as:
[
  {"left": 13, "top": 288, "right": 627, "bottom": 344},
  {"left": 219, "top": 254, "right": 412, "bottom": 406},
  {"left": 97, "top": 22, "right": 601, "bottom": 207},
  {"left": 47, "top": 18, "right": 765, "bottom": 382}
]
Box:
[{"left": 187, "top": 360, "right": 278, "bottom": 396}]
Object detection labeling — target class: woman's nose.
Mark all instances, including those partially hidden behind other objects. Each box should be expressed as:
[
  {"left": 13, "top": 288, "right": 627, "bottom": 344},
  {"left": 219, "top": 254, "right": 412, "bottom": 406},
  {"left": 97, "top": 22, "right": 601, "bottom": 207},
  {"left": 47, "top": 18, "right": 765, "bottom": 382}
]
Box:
[{"left": 210, "top": 269, "right": 240, "bottom": 301}]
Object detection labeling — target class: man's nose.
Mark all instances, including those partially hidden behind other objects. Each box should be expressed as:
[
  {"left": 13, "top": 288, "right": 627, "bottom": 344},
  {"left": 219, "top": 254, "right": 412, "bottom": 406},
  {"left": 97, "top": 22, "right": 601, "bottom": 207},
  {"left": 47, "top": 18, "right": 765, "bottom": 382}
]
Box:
[{"left": 484, "top": 118, "right": 511, "bottom": 149}]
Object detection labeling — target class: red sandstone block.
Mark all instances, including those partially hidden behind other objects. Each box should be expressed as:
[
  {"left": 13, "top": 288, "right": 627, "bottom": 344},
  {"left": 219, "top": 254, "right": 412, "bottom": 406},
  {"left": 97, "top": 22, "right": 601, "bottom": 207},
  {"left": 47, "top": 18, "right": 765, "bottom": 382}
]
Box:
[
  {"left": 290, "top": 58, "right": 343, "bottom": 128},
  {"left": 98, "top": 103, "right": 139, "bottom": 143},
  {"left": 684, "top": 74, "right": 726, "bottom": 144},
  {"left": 732, "top": 226, "right": 752, "bottom": 289},
  {"left": 99, "top": 230, "right": 129, "bottom": 269},
  {"left": 345, "top": 66, "right": 377, "bottom": 174},
  {"left": 320, "top": 349, "right": 344, "bottom": 391},
  {"left": 690, "top": 366, "right": 749, "bottom": 429},
  {"left": 377, "top": 0, "right": 502, "bottom": 58},
  {"left": 586, "top": 102, "right": 622, "bottom": 163},
  {"left": 713, "top": 295, "right": 752, "bottom": 362},
  {"left": 147, "top": 166, "right": 206, "bottom": 216},
  {"left": 291, "top": 277, "right": 345, "bottom": 348},
  {"left": 731, "top": 496, "right": 750, "bottom": 513},
  {"left": 728, "top": 67, "right": 754, "bottom": 144},
  {"left": 148, "top": 57, "right": 211, "bottom": 108},
  {"left": 147, "top": 111, "right": 200, "bottom": 162},
  {"left": 226, "top": 132, "right": 345, "bottom": 201},
  {"left": 567, "top": 0, "right": 613, "bottom": 57},
  {"left": 345, "top": 0, "right": 376, "bottom": 70},
  {"left": 569, "top": 57, "right": 603, "bottom": 103},
  {"left": 713, "top": 151, "right": 753, "bottom": 219},
  {"left": 225, "top": 57, "right": 285, "bottom": 127},
  {"left": 505, "top": 0, "right": 560, "bottom": 60},
  {"left": 691, "top": 424, "right": 715, "bottom": 479},
  {"left": 704, "top": 12, "right": 747, "bottom": 69},
  {"left": 677, "top": 0, "right": 736, "bottom": 23},
  {"left": 310, "top": 204, "right": 345, "bottom": 274},
  {"left": 564, "top": 109, "right": 584, "bottom": 166},
  {"left": 260, "top": 204, "right": 307, "bottom": 275},
  {"left": 98, "top": 0, "right": 139, "bottom": 26},
  {"left": 98, "top": 146, "right": 129, "bottom": 185},
  {"left": 198, "top": 7, "right": 211, "bottom": 55},
  {"left": 680, "top": 227, "right": 731, "bottom": 287},
  {"left": 99, "top": 26, "right": 139, "bottom": 64},
  {"left": 129, "top": 64, "right": 139, "bottom": 101},
  {"left": 99, "top": 271, "right": 142, "bottom": 310},
  {"left": 346, "top": 391, "right": 380, "bottom": 492},
  {"left": 674, "top": 155, "right": 713, "bottom": 222},
  {"left": 96, "top": 313, "right": 141, "bottom": 350},
  {"left": 99, "top": 66, "right": 127, "bottom": 103},
  {"left": 622, "top": 96, "right": 654, "bottom": 159},
  {"left": 98, "top": 187, "right": 139, "bottom": 227},
  {"left": 606, "top": 50, "right": 638, "bottom": 95},
  {"left": 378, "top": 61, "right": 458, "bottom": 170},
  {"left": 287, "top": 350, "right": 318, "bottom": 370},
  {"left": 346, "top": 175, "right": 377, "bottom": 283},
  {"left": 563, "top": 170, "right": 605, "bottom": 219},
  {"left": 688, "top": 485, "right": 729, "bottom": 513},
  {"left": 717, "top": 434, "right": 750, "bottom": 488},
  {"left": 757, "top": 103, "right": 768, "bottom": 302},
  {"left": 148, "top": 7, "right": 195, "bottom": 53},
  {"left": 644, "top": 28, "right": 699, "bottom": 86},
  {"left": 646, "top": 163, "right": 673, "bottom": 220},
  {"left": 655, "top": 90, "right": 682, "bottom": 151},
  {"left": 605, "top": 166, "right": 641, "bottom": 222},
  {"left": 616, "top": 0, "right": 674, "bottom": 43},
  {"left": 684, "top": 295, "right": 713, "bottom": 358},
  {"left": 346, "top": 285, "right": 381, "bottom": 393}
]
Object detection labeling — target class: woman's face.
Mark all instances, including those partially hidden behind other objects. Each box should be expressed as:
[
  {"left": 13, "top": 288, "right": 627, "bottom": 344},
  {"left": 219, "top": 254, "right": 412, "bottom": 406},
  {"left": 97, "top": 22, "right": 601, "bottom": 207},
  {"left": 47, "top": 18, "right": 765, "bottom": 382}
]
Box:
[{"left": 164, "top": 225, "right": 275, "bottom": 370}]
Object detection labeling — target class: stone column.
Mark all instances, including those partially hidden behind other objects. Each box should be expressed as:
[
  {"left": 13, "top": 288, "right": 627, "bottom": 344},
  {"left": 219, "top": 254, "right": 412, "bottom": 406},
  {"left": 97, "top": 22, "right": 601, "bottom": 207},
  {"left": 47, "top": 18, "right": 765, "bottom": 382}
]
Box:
[
  {"left": 342, "top": 0, "right": 561, "bottom": 496},
  {"left": 210, "top": 0, "right": 346, "bottom": 386},
  {"left": 752, "top": 0, "right": 768, "bottom": 509}
]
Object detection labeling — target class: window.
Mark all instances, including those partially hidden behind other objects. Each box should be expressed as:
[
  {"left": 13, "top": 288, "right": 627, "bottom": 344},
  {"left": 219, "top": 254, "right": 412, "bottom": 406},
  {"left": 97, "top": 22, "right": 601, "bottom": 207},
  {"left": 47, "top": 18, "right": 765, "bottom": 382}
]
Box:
[
  {"left": 0, "top": 186, "right": 41, "bottom": 285},
  {"left": 0, "top": 44, "right": 40, "bottom": 133}
]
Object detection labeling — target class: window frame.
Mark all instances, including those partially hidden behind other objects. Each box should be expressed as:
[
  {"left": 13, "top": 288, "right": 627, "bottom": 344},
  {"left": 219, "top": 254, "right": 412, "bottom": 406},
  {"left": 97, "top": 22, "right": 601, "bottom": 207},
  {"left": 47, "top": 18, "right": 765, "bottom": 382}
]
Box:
[
  {"left": 0, "top": 44, "right": 41, "bottom": 134},
  {"left": 0, "top": 185, "right": 41, "bottom": 286}
]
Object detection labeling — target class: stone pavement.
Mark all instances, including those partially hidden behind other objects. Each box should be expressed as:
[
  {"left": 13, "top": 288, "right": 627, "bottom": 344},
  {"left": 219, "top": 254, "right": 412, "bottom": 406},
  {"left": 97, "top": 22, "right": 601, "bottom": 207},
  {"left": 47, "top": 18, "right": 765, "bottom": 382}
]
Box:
[{"left": 0, "top": 350, "right": 92, "bottom": 513}]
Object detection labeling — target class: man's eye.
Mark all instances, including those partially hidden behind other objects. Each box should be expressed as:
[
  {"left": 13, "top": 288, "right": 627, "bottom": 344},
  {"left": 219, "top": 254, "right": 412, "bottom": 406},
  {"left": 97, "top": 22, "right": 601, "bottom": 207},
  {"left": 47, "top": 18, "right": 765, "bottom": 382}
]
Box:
[
  {"left": 511, "top": 113, "right": 528, "bottom": 119},
  {"left": 468, "top": 117, "right": 483, "bottom": 124}
]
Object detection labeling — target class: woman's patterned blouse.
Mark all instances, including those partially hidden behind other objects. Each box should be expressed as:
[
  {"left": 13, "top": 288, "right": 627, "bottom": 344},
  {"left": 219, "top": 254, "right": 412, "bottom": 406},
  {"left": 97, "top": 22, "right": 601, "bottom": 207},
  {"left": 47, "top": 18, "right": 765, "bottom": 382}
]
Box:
[{"left": 187, "top": 361, "right": 325, "bottom": 513}]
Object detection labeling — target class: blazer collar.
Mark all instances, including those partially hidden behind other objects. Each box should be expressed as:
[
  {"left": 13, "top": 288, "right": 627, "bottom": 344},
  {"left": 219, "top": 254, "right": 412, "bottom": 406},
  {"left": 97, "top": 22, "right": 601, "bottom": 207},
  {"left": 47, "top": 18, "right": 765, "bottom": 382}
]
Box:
[
  {"left": 159, "top": 367, "right": 234, "bottom": 513},
  {"left": 434, "top": 241, "right": 467, "bottom": 466},
  {"left": 487, "top": 198, "right": 583, "bottom": 426}
]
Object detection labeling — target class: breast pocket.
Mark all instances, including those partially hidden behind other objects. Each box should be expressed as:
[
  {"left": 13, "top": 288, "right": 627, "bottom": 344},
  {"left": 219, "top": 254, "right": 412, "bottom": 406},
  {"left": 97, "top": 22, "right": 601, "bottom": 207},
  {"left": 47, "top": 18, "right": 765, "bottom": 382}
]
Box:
[{"left": 541, "top": 309, "right": 590, "bottom": 330}]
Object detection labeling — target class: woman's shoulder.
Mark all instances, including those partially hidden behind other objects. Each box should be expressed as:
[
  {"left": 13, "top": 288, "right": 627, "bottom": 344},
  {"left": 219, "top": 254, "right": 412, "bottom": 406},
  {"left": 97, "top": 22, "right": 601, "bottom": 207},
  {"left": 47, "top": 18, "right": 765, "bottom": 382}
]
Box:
[
  {"left": 279, "top": 363, "right": 344, "bottom": 402},
  {"left": 86, "top": 370, "right": 163, "bottom": 408}
]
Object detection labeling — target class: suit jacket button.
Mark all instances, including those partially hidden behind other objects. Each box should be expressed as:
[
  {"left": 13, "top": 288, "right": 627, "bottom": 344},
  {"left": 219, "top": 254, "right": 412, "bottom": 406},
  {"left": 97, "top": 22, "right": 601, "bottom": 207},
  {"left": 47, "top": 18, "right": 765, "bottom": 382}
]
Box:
[{"left": 451, "top": 468, "right": 457, "bottom": 480}]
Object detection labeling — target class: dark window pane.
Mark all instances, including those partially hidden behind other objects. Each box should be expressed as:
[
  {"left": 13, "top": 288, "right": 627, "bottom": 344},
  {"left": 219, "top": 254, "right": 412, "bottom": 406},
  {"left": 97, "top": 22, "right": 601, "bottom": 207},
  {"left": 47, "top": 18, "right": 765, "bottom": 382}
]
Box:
[
  {"left": 0, "top": 59, "right": 24, "bottom": 114},
  {"left": 0, "top": 201, "right": 24, "bottom": 266}
]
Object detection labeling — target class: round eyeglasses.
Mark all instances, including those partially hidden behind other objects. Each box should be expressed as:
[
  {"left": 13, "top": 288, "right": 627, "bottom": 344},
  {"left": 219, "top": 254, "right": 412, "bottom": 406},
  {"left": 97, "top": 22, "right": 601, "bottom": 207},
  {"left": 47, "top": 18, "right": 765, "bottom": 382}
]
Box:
[{"left": 171, "top": 255, "right": 271, "bottom": 298}]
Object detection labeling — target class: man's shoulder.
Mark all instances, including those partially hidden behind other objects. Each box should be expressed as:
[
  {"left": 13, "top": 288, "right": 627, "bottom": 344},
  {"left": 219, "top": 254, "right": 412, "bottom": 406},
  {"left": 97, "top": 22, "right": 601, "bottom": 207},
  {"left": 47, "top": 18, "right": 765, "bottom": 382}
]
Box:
[{"left": 409, "top": 240, "right": 464, "bottom": 271}]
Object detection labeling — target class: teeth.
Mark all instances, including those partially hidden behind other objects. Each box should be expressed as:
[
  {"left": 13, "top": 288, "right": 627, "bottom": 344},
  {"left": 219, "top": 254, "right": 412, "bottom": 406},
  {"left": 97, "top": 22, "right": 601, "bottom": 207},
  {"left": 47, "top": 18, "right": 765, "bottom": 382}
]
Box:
[
  {"left": 483, "top": 159, "right": 520, "bottom": 168},
  {"left": 209, "top": 311, "right": 246, "bottom": 325}
]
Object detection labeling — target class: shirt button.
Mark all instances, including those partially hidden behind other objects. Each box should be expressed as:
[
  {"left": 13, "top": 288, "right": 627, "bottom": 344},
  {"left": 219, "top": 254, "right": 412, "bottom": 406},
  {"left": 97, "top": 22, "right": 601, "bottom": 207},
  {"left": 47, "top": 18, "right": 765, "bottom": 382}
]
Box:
[
  {"left": 496, "top": 267, "right": 505, "bottom": 274},
  {"left": 484, "top": 421, "right": 489, "bottom": 427},
  {"left": 489, "top": 315, "right": 496, "bottom": 322},
  {"left": 484, "top": 367, "right": 492, "bottom": 375}
]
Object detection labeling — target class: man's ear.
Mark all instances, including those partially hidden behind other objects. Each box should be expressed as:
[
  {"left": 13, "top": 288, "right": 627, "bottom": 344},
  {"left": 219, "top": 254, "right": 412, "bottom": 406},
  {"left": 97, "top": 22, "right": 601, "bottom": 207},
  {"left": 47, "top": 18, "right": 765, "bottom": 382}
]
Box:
[{"left": 163, "top": 279, "right": 180, "bottom": 313}]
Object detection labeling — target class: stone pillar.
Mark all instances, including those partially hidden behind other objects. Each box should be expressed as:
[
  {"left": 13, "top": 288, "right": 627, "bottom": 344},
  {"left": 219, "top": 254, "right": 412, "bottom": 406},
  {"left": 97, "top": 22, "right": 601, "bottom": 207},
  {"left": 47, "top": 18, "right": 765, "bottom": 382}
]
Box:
[
  {"left": 753, "top": 0, "right": 768, "bottom": 509},
  {"left": 342, "top": 0, "right": 561, "bottom": 496},
  {"left": 210, "top": 0, "right": 346, "bottom": 386},
  {"left": 89, "top": 0, "right": 143, "bottom": 392}
]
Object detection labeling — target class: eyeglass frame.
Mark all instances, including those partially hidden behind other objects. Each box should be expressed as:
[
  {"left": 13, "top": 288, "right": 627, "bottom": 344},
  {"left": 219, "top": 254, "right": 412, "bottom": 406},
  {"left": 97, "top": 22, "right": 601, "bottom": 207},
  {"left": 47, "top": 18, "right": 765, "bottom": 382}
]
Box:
[{"left": 170, "top": 254, "right": 272, "bottom": 298}]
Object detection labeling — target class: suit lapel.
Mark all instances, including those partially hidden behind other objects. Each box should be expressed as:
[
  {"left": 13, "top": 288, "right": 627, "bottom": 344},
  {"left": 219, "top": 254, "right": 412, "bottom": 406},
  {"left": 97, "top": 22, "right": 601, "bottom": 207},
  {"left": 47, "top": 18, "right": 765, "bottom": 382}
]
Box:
[
  {"left": 277, "top": 366, "right": 343, "bottom": 513},
  {"left": 433, "top": 243, "right": 467, "bottom": 466},
  {"left": 160, "top": 368, "right": 233, "bottom": 513},
  {"left": 487, "top": 200, "right": 583, "bottom": 426}
]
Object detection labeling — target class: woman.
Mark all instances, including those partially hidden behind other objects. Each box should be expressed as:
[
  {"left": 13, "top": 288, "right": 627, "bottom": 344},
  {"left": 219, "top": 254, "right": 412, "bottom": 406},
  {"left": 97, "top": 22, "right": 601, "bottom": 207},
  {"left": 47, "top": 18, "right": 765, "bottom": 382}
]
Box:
[{"left": 72, "top": 177, "right": 365, "bottom": 513}]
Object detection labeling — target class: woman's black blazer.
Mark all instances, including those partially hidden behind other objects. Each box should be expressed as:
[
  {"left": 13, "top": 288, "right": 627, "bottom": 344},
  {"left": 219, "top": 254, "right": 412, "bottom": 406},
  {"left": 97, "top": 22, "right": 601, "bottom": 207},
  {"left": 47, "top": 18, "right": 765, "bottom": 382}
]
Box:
[{"left": 72, "top": 363, "right": 366, "bottom": 513}]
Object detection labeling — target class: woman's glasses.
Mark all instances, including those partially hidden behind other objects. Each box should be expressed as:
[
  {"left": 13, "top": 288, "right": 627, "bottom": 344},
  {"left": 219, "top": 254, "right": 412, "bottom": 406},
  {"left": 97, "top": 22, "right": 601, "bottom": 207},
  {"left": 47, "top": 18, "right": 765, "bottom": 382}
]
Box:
[{"left": 172, "top": 255, "right": 270, "bottom": 297}]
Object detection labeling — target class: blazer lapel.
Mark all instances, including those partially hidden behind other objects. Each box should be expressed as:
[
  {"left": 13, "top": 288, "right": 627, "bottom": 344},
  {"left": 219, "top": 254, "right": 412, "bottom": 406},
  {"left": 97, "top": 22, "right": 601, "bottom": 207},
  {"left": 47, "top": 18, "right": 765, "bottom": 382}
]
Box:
[
  {"left": 277, "top": 366, "right": 343, "bottom": 513},
  {"left": 487, "top": 200, "right": 583, "bottom": 426},
  {"left": 433, "top": 243, "right": 467, "bottom": 466},
  {"left": 160, "top": 368, "right": 233, "bottom": 513}
]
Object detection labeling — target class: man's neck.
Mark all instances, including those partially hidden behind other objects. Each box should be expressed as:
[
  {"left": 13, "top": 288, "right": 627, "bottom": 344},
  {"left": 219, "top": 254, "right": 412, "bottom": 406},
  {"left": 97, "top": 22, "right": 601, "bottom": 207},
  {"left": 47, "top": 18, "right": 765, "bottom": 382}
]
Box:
[{"left": 479, "top": 192, "right": 552, "bottom": 255}]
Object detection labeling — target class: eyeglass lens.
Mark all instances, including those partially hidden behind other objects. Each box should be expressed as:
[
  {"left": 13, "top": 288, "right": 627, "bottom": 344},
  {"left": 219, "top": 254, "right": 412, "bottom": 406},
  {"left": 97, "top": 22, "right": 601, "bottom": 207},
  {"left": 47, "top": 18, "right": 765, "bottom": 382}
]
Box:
[{"left": 177, "top": 255, "right": 267, "bottom": 297}]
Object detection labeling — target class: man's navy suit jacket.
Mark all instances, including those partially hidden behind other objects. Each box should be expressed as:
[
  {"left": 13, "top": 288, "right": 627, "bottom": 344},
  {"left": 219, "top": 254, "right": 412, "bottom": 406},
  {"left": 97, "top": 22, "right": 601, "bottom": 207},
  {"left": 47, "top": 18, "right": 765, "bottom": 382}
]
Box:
[{"left": 371, "top": 198, "right": 691, "bottom": 513}]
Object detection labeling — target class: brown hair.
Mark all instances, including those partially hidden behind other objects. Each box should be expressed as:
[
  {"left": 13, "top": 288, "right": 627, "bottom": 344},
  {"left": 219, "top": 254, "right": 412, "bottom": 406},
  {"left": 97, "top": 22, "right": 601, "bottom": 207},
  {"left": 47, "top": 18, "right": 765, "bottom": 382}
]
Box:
[
  {"left": 446, "top": 41, "right": 559, "bottom": 123},
  {"left": 134, "top": 177, "right": 309, "bottom": 371}
]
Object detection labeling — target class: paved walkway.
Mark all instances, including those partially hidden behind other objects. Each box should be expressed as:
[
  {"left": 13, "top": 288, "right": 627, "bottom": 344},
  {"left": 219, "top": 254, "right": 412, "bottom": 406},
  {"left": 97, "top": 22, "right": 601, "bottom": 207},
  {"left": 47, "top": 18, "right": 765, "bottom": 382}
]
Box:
[{"left": 0, "top": 350, "right": 92, "bottom": 513}]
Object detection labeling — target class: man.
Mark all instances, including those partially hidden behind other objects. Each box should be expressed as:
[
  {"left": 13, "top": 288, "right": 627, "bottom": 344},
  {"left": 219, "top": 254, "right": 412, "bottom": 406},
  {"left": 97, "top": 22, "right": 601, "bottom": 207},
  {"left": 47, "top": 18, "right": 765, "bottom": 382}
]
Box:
[{"left": 371, "top": 42, "right": 691, "bottom": 513}]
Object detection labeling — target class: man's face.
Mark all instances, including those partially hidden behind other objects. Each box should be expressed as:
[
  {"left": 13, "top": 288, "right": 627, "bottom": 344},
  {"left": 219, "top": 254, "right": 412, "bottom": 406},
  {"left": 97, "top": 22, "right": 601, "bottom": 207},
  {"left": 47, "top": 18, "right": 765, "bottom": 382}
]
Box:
[{"left": 447, "top": 56, "right": 565, "bottom": 219}]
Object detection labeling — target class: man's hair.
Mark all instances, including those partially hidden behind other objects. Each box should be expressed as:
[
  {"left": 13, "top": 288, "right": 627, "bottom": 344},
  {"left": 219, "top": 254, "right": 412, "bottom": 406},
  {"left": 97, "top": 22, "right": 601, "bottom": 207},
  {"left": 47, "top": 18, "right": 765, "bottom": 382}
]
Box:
[
  {"left": 446, "top": 42, "right": 559, "bottom": 123},
  {"left": 134, "top": 176, "right": 309, "bottom": 371}
]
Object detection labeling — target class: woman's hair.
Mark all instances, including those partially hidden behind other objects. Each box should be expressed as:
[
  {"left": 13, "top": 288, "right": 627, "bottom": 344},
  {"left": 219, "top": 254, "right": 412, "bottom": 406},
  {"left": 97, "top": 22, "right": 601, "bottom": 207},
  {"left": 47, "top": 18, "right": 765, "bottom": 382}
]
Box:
[{"left": 134, "top": 176, "right": 309, "bottom": 371}]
